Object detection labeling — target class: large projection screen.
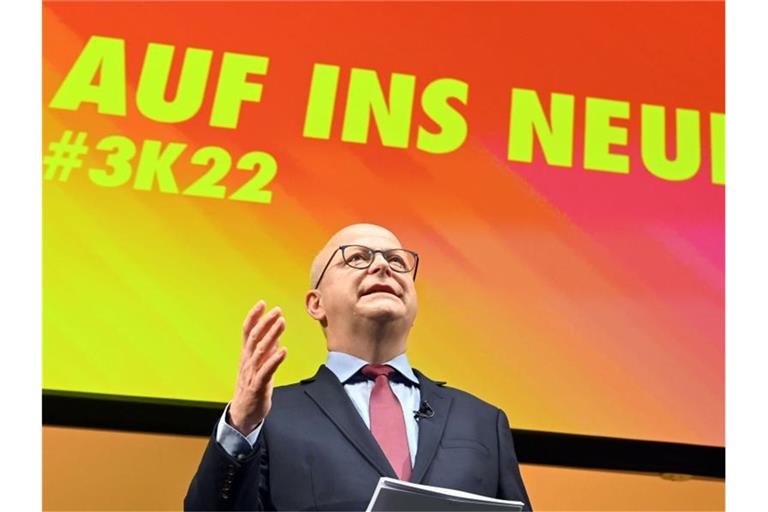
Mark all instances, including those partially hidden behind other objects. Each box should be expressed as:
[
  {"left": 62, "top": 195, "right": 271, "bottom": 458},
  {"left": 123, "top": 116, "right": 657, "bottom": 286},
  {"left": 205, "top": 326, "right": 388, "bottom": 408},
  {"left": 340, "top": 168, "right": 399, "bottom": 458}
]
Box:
[{"left": 43, "top": 1, "right": 724, "bottom": 447}]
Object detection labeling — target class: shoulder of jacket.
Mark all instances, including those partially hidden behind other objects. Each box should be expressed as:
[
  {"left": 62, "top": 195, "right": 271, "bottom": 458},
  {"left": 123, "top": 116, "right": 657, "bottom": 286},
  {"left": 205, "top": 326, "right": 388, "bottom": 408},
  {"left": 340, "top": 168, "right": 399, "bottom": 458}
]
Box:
[{"left": 439, "top": 384, "right": 499, "bottom": 412}]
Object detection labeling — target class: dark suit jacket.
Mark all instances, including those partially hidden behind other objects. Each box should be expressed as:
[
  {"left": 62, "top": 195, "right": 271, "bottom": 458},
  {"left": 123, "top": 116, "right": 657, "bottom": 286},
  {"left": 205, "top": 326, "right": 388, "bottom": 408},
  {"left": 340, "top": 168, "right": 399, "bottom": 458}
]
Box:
[{"left": 185, "top": 365, "right": 532, "bottom": 511}]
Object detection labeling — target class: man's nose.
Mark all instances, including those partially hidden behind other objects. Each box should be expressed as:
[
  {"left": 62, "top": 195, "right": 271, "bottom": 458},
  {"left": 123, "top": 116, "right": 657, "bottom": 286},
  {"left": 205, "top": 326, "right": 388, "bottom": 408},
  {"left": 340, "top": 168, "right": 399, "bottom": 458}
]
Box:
[{"left": 368, "top": 252, "right": 391, "bottom": 275}]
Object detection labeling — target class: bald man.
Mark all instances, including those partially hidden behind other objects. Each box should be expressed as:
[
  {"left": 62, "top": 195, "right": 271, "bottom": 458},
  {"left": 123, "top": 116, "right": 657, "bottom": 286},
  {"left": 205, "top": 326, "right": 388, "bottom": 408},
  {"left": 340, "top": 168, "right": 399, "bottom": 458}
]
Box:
[{"left": 185, "top": 224, "right": 532, "bottom": 511}]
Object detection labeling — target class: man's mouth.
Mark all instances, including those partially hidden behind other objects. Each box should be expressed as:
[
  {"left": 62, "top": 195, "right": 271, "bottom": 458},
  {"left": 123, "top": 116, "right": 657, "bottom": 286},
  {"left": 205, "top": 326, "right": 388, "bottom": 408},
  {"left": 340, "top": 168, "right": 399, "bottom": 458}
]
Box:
[{"left": 360, "top": 283, "right": 400, "bottom": 297}]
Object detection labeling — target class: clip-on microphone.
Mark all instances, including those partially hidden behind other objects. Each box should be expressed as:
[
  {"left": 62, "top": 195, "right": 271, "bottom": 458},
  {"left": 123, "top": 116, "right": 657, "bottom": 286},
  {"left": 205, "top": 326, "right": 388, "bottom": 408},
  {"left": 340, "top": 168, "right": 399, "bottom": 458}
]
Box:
[{"left": 413, "top": 400, "right": 435, "bottom": 420}]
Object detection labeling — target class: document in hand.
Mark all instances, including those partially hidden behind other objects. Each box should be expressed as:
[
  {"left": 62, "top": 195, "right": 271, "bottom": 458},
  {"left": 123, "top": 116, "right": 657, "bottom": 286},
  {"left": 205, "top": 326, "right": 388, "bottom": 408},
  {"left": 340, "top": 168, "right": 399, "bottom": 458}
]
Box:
[{"left": 366, "top": 477, "right": 525, "bottom": 511}]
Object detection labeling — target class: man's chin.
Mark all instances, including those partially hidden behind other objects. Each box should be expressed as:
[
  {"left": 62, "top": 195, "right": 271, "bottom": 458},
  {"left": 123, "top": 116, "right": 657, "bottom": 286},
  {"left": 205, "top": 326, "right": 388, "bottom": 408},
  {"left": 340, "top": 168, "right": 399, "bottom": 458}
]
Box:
[{"left": 355, "top": 297, "right": 406, "bottom": 320}]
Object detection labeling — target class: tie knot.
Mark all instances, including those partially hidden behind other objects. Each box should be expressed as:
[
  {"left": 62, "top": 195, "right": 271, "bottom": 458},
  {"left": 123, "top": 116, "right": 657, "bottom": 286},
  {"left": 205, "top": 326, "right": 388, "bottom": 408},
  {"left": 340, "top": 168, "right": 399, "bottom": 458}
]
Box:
[{"left": 361, "top": 364, "right": 395, "bottom": 380}]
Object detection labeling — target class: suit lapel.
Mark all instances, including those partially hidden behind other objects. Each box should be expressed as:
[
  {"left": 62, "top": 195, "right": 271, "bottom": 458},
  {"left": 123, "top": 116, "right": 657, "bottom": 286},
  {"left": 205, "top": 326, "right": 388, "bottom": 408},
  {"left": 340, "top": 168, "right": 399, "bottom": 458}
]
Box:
[
  {"left": 303, "top": 365, "right": 397, "bottom": 478},
  {"left": 409, "top": 368, "right": 453, "bottom": 484}
]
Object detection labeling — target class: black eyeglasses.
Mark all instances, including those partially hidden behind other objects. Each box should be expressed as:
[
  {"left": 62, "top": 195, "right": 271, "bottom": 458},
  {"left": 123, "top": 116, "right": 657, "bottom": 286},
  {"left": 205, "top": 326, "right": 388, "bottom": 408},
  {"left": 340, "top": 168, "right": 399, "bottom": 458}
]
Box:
[{"left": 313, "top": 245, "right": 420, "bottom": 289}]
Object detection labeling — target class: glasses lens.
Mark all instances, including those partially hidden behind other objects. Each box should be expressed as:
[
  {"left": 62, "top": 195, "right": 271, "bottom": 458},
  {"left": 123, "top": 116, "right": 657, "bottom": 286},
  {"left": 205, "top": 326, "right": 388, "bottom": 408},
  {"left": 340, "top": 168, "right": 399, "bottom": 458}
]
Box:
[
  {"left": 386, "top": 249, "right": 416, "bottom": 272},
  {"left": 343, "top": 245, "right": 374, "bottom": 269}
]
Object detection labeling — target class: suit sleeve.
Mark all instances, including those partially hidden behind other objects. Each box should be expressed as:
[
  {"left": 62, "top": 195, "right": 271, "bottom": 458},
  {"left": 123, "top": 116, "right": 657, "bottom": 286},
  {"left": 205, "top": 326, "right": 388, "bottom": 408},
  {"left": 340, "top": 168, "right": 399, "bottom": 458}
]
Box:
[
  {"left": 496, "top": 409, "right": 533, "bottom": 511},
  {"left": 184, "top": 423, "right": 274, "bottom": 511},
  {"left": 216, "top": 404, "right": 264, "bottom": 456}
]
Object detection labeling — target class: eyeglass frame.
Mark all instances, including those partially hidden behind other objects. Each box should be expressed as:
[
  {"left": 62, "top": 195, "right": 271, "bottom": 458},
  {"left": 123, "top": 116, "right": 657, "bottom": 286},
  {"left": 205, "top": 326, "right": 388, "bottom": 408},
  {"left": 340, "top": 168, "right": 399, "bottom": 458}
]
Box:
[{"left": 313, "top": 244, "right": 420, "bottom": 289}]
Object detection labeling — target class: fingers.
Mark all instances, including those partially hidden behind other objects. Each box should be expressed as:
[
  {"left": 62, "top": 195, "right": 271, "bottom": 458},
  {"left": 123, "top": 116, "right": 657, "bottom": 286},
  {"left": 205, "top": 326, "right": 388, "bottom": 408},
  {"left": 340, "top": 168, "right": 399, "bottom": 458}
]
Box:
[
  {"left": 253, "top": 347, "right": 288, "bottom": 390},
  {"left": 243, "top": 306, "right": 282, "bottom": 358},
  {"left": 249, "top": 315, "right": 285, "bottom": 369},
  {"left": 241, "top": 301, "right": 266, "bottom": 345}
]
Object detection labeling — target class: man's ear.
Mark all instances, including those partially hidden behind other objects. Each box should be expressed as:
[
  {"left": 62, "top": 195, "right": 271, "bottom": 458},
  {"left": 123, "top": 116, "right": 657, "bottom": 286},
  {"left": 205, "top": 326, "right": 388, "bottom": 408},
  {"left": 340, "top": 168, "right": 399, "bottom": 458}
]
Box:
[{"left": 305, "top": 289, "right": 327, "bottom": 325}]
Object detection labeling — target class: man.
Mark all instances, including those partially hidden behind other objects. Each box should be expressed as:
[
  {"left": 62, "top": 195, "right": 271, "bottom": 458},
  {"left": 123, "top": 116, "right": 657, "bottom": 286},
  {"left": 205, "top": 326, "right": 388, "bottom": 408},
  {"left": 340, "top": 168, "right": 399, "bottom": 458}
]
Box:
[{"left": 185, "top": 224, "right": 532, "bottom": 511}]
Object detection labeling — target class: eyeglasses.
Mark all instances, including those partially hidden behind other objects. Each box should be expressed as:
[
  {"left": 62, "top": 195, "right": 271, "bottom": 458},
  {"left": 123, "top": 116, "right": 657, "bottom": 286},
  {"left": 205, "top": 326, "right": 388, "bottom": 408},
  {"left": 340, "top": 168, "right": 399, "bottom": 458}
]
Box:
[{"left": 313, "top": 245, "right": 420, "bottom": 289}]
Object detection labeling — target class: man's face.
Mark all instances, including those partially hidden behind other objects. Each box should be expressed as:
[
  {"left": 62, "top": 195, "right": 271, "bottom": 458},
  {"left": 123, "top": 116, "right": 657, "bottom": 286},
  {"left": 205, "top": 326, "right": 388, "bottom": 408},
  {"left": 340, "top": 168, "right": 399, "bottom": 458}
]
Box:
[{"left": 312, "top": 226, "right": 418, "bottom": 329}]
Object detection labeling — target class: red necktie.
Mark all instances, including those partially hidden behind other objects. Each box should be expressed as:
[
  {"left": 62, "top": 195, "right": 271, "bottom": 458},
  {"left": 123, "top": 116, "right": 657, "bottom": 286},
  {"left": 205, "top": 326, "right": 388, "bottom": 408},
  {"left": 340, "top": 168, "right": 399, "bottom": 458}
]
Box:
[{"left": 361, "top": 364, "right": 412, "bottom": 481}]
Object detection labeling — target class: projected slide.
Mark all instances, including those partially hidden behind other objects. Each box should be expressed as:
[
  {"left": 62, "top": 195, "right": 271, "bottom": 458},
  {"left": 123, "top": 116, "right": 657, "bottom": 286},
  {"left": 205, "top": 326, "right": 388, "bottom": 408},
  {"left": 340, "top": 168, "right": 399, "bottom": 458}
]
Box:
[{"left": 43, "top": 2, "right": 723, "bottom": 447}]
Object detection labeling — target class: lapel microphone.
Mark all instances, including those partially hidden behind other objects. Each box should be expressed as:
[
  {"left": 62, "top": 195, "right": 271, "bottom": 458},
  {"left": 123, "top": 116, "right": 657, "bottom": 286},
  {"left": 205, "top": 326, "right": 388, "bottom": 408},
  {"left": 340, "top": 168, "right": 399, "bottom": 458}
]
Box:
[{"left": 413, "top": 400, "right": 435, "bottom": 420}]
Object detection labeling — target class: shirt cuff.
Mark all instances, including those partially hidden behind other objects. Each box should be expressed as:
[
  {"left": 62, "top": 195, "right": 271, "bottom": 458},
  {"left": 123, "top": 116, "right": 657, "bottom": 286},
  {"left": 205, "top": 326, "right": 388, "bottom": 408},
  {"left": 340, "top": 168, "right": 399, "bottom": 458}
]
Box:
[{"left": 215, "top": 403, "right": 263, "bottom": 457}]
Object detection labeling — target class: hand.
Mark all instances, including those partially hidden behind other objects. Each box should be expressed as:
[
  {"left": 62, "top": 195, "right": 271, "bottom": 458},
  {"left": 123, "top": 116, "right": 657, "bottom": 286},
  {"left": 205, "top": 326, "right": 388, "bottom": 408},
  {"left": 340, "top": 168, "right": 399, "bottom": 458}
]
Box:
[{"left": 228, "top": 301, "right": 288, "bottom": 435}]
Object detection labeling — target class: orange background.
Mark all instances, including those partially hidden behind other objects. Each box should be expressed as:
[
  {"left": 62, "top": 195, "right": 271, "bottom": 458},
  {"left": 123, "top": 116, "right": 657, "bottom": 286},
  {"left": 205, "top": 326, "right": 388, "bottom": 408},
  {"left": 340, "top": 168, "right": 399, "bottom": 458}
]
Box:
[{"left": 43, "top": 427, "right": 725, "bottom": 511}]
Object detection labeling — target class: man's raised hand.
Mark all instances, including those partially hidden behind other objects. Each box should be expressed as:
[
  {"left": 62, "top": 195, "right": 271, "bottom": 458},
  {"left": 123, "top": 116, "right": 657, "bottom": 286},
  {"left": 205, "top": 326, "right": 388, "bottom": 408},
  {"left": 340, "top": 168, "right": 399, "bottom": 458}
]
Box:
[{"left": 228, "top": 301, "right": 288, "bottom": 435}]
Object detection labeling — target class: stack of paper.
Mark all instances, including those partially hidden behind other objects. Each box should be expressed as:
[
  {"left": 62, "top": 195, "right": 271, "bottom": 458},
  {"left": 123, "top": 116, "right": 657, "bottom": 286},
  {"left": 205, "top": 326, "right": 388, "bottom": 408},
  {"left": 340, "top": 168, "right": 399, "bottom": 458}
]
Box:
[{"left": 366, "top": 477, "right": 525, "bottom": 511}]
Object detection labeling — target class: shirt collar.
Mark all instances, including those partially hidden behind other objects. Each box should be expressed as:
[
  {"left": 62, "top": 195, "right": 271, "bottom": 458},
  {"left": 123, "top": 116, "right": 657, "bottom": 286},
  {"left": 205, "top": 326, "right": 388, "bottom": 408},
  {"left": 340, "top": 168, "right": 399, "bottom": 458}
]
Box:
[{"left": 325, "top": 350, "right": 420, "bottom": 386}]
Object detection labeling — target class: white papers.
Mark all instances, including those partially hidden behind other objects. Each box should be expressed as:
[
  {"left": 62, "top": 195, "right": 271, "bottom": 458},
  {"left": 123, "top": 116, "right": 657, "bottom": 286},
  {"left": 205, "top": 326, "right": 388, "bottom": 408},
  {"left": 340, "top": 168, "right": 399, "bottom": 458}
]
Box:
[{"left": 366, "top": 477, "right": 525, "bottom": 511}]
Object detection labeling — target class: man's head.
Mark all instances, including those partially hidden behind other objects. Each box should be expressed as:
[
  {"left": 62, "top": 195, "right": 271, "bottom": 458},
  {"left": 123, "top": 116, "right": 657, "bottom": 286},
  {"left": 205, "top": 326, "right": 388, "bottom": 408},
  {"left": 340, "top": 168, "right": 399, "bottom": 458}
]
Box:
[{"left": 305, "top": 224, "right": 419, "bottom": 345}]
